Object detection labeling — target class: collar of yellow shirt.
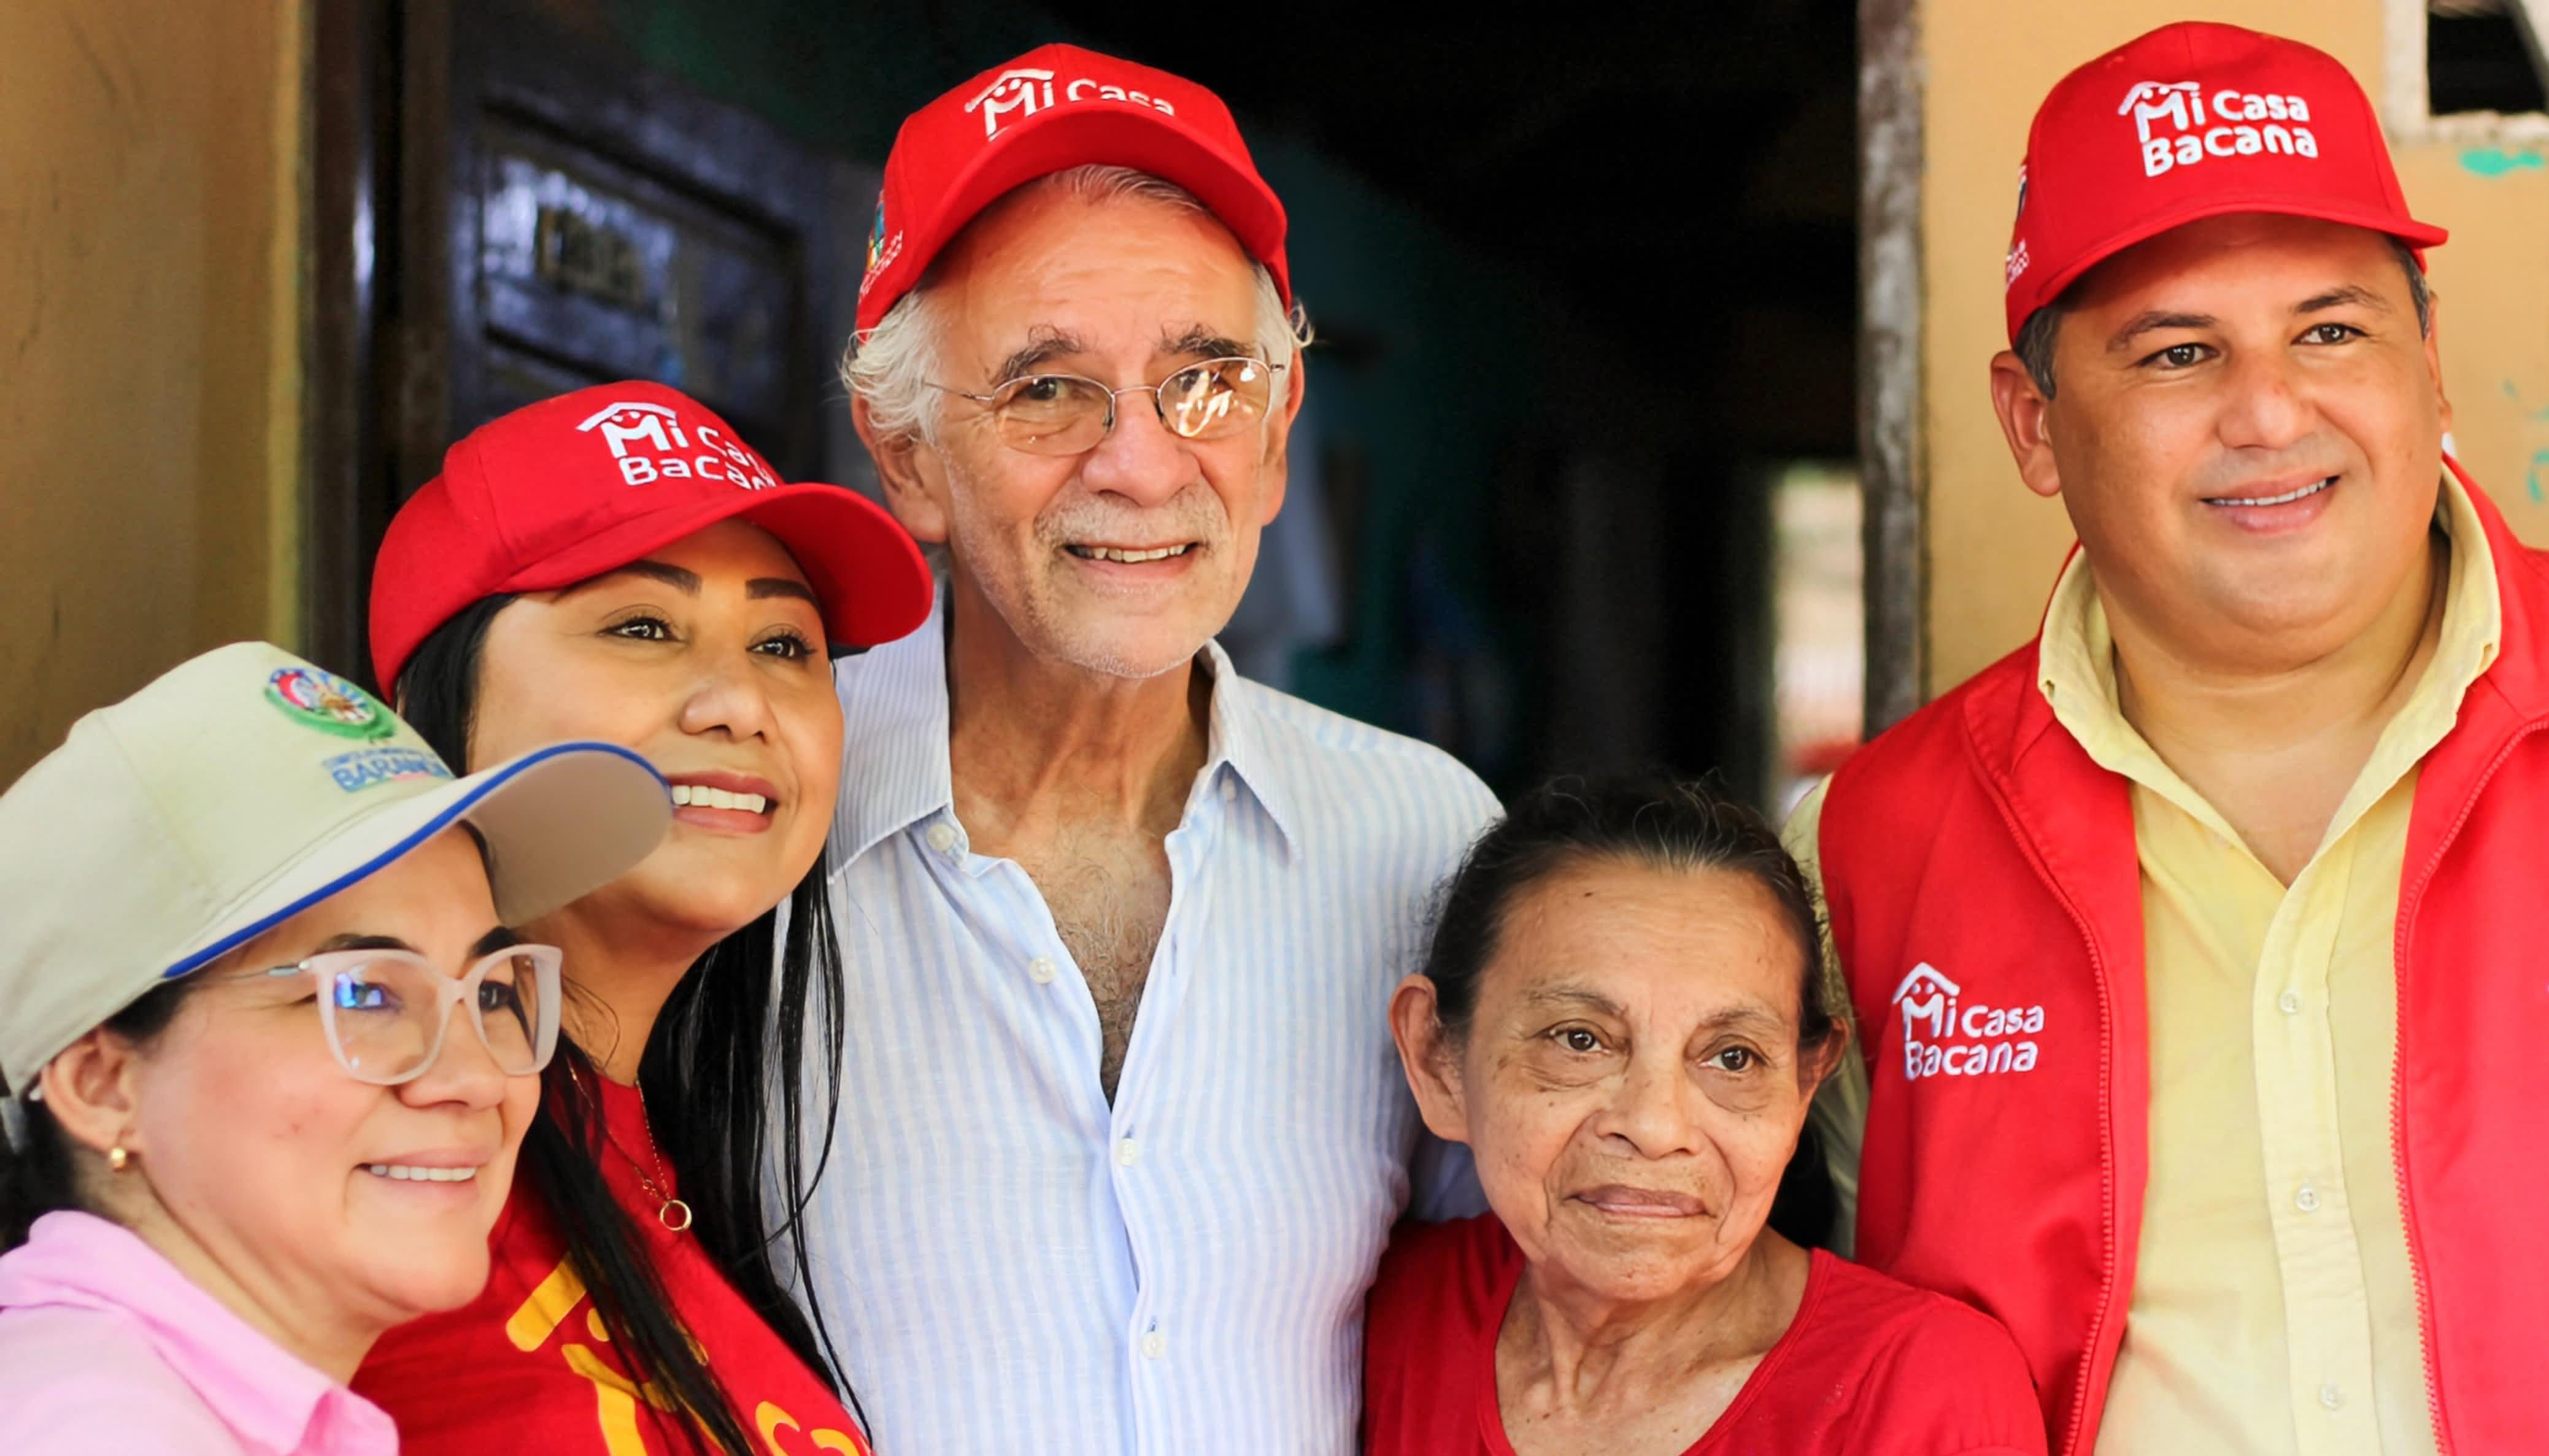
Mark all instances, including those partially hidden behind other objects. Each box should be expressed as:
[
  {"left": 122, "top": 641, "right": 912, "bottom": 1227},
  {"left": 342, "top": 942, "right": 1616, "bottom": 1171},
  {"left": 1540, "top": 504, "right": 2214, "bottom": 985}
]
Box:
[{"left": 2034, "top": 467, "right": 2504, "bottom": 852}]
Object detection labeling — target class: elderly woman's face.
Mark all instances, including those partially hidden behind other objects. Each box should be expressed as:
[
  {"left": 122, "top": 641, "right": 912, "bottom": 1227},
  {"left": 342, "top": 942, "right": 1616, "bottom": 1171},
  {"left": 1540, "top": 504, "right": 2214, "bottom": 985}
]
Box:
[
  {"left": 122, "top": 829, "right": 538, "bottom": 1328},
  {"left": 468, "top": 519, "right": 844, "bottom": 940},
  {"left": 1425, "top": 860, "right": 1827, "bottom": 1304}
]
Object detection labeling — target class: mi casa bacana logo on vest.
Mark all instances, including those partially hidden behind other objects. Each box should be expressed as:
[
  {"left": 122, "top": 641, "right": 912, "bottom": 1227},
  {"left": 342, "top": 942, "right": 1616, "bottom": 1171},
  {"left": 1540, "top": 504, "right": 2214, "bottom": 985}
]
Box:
[
  {"left": 576, "top": 401, "right": 781, "bottom": 491},
  {"left": 2121, "top": 79, "right": 2320, "bottom": 178},
  {"left": 965, "top": 66, "right": 1178, "bottom": 140},
  {"left": 1892, "top": 963, "right": 2046, "bottom": 1080}
]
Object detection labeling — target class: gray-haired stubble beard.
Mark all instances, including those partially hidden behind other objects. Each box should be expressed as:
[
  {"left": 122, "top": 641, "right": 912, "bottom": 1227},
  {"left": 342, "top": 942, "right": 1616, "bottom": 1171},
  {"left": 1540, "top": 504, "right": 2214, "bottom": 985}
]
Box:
[{"left": 939, "top": 456, "right": 1245, "bottom": 681}]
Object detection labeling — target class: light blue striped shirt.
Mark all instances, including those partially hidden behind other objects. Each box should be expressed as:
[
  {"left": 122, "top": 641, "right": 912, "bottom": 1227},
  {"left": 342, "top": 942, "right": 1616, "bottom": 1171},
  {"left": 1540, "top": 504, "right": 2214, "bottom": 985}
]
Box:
[{"left": 799, "top": 599, "right": 1497, "bottom": 1455}]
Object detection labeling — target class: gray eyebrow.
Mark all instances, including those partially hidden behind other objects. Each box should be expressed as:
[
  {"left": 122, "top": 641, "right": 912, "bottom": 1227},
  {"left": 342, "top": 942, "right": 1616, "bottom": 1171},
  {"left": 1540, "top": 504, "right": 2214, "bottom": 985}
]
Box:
[
  {"left": 1160, "top": 324, "right": 1257, "bottom": 361},
  {"left": 994, "top": 331, "right": 1087, "bottom": 383},
  {"left": 993, "top": 325, "right": 1263, "bottom": 385}
]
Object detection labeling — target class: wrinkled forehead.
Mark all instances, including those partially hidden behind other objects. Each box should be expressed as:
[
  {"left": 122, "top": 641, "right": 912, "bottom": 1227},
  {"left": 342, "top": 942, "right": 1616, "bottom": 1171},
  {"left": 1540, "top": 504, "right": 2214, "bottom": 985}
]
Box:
[
  {"left": 1484, "top": 860, "right": 1812, "bottom": 1021},
  {"left": 930, "top": 183, "right": 1265, "bottom": 367}
]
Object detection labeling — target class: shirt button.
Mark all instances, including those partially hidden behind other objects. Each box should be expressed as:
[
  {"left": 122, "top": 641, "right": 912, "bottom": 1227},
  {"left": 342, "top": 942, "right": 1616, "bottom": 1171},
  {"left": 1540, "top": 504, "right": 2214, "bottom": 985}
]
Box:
[
  {"left": 924, "top": 822, "right": 957, "bottom": 855},
  {"left": 1116, "top": 1137, "right": 1140, "bottom": 1168},
  {"left": 1219, "top": 776, "right": 1236, "bottom": 802},
  {"left": 2278, "top": 990, "right": 2302, "bottom": 1015},
  {"left": 2320, "top": 1381, "right": 2344, "bottom": 1412},
  {"left": 1141, "top": 1330, "right": 1167, "bottom": 1360},
  {"left": 2295, "top": 1182, "right": 2321, "bottom": 1213},
  {"left": 1028, "top": 956, "right": 1058, "bottom": 984}
]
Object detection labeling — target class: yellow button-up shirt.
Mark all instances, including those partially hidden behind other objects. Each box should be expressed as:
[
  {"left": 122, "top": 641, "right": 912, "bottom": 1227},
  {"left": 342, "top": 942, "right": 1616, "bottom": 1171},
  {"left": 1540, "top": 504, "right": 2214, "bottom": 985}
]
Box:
[{"left": 1791, "top": 471, "right": 2499, "bottom": 1456}]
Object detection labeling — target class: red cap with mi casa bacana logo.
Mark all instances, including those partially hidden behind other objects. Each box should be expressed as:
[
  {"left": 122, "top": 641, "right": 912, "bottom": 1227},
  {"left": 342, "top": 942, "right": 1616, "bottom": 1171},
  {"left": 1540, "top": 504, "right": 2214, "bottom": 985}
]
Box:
[
  {"left": 855, "top": 42, "right": 1290, "bottom": 334},
  {"left": 2004, "top": 20, "right": 2447, "bottom": 343},
  {"left": 368, "top": 381, "right": 933, "bottom": 692}
]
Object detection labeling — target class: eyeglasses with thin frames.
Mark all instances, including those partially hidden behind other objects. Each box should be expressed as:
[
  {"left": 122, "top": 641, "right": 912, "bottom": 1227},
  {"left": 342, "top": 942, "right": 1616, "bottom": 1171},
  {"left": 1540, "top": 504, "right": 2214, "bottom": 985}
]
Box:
[
  {"left": 231, "top": 944, "right": 565, "bottom": 1087},
  {"left": 925, "top": 355, "right": 1286, "bottom": 456}
]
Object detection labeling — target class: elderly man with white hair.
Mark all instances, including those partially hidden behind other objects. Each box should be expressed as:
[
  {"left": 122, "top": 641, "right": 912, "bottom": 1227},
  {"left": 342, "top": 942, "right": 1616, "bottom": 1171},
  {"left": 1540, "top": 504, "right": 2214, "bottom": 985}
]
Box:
[{"left": 798, "top": 44, "right": 1498, "bottom": 1456}]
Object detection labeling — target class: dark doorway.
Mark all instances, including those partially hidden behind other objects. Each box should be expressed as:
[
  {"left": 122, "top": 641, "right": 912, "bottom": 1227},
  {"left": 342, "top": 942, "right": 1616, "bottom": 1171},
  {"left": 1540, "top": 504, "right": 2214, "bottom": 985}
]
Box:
[
  {"left": 1038, "top": 1, "right": 1863, "bottom": 801},
  {"left": 307, "top": 0, "right": 859, "bottom": 684}
]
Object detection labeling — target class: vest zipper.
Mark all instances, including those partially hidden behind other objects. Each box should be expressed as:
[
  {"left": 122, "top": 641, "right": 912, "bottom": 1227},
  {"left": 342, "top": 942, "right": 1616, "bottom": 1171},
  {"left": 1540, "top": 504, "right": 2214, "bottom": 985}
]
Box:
[
  {"left": 2046, "top": 880, "right": 2121, "bottom": 1456},
  {"left": 2388, "top": 715, "right": 2545, "bottom": 1456},
  {"left": 1978, "top": 762, "right": 2123, "bottom": 1456}
]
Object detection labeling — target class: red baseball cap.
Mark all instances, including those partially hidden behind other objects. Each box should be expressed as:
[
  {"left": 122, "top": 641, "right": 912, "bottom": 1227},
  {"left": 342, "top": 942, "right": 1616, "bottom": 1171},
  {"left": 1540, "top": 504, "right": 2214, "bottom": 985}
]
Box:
[
  {"left": 2004, "top": 21, "right": 2446, "bottom": 342},
  {"left": 369, "top": 382, "right": 933, "bottom": 691},
  {"left": 855, "top": 42, "right": 1290, "bottom": 334}
]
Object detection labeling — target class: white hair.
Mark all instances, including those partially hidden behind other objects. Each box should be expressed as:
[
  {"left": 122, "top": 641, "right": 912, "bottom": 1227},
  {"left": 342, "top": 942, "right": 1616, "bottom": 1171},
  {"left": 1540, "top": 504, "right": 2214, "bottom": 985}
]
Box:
[{"left": 844, "top": 164, "right": 1307, "bottom": 445}]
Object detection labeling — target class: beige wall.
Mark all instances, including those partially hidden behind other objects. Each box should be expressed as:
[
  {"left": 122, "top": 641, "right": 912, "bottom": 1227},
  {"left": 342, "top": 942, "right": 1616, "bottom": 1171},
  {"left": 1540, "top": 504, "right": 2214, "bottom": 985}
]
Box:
[
  {"left": 0, "top": 1, "right": 306, "bottom": 784},
  {"left": 1921, "top": 0, "right": 2549, "bottom": 693}
]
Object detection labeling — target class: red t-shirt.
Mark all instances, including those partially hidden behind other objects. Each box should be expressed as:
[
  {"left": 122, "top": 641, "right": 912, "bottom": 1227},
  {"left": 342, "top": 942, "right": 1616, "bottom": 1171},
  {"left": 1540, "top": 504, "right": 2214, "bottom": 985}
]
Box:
[
  {"left": 354, "top": 1076, "right": 870, "bottom": 1456},
  {"left": 1363, "top": 1216, "right": 2045, "bottom": 1456}
]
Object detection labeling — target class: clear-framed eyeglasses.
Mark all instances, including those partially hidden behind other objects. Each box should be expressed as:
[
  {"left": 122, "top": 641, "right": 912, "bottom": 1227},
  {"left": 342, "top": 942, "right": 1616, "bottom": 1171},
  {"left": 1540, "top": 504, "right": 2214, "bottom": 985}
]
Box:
[
  {"left": 926, "top": 355, "right": 1286, "bottom": 456},
  {"left": 237, "top": 944, "right": 565, "bottom": 1087}
]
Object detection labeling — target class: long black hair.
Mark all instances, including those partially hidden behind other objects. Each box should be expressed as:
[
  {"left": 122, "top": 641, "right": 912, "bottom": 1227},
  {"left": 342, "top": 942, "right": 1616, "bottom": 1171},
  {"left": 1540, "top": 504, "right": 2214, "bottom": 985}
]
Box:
[
  {"left": 398, "top": 594, "right": 852, "bottom": 1455},
  {"left": 1417, "top": 774, "right": 1841, "bottom": 1247},
  {"left": 0, "top": 977, "right": 199, "bottom": 1250}
]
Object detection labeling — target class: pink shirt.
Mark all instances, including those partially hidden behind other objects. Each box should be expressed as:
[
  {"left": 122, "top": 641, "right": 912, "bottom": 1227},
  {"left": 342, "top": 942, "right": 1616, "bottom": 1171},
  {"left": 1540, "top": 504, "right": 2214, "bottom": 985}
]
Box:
[{"left": 0, "top": 1211, "right": 397, "bottom": 1455}]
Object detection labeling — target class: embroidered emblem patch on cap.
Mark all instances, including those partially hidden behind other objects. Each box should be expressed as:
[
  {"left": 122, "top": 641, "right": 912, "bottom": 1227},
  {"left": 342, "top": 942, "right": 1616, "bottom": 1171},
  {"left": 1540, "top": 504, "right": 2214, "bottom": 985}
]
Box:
[
  {"left": 861, "top": 202, "right": 903, "bottom": 301},
  {"left": 265, "top": 666, "right": 395, "bottom": 742}
]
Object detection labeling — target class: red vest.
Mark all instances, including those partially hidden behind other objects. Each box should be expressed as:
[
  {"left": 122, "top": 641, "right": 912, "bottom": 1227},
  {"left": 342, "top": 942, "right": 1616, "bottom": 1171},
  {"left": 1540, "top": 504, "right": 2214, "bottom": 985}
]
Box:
[{"left": 1818, "top": 462, "right": 2549, "bottom": 1456}]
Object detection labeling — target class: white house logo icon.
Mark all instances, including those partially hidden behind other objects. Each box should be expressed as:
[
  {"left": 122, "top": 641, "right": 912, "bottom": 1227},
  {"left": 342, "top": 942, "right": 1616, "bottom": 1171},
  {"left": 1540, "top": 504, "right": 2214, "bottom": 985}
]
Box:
[
  {"left": 578, "top": 401, "right": 686, "bottom": 458},
  {"left": 2118, "top": 80, "right": 2205, "bottom": 138},
  {"left": 1892, "top": 961, "right": 2045, "bottom": 1081},
  {"left": 965, "top": 68, "right": 1057, "bottom": 139},
  {"left": 1893, "top": 963, "right": 1960, "bottom": 1042}
]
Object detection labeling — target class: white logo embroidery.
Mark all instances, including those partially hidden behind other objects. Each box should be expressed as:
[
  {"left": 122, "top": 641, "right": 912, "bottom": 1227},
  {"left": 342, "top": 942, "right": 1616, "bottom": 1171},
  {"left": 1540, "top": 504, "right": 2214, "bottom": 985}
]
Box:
[
  {"left": 577, "top": 401, "right": 685, "bottom": 458},
  {"left": 1892, "top": 962, "right": 2043, "bottom": 1080},
  {"left": 963, "top": 66, "right": 1178, "bottom": 141},
  {"left": 2119, "top": 77, "right": 2317, "bottom": 178},
  {"left": 576, "top": 401, "right": 781, "bottom": 491}
]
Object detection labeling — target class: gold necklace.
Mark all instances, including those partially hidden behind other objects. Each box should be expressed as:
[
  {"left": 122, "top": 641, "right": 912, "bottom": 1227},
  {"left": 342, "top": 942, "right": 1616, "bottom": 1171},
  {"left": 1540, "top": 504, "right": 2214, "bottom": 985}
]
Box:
[
  {"left": 575, "top": 1063, "right": 693, "bottom": 1232},
  {"left": 625, "top": 1080, "right": 694, "bottom": 1233}
]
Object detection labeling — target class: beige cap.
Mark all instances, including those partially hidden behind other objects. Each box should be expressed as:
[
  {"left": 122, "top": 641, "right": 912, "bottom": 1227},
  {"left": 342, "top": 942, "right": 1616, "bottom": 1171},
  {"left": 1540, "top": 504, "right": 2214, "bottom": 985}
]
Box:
[{"left": 0, "top": 641, "right": 671, "bottom": 1094}]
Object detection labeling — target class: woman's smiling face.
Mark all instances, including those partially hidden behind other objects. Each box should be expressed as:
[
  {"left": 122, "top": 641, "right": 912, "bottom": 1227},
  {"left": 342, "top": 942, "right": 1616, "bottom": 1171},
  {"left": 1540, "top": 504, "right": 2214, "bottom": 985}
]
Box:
[
  {"left": 466, "top": 519, "right": 845, "bottom": 942},
  {"left": 1426, "top": 858, "right": 1832, "bottom": 1305},
  {"left": 112, "top": 829, "right": 539, "bottom": 1333}
]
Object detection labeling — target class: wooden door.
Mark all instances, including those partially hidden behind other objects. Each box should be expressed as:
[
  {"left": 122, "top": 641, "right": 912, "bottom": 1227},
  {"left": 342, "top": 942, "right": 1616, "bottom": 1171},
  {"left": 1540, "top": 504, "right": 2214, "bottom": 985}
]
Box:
[{"left": 308, "top": 0, "right": 872, "bottom": 682}]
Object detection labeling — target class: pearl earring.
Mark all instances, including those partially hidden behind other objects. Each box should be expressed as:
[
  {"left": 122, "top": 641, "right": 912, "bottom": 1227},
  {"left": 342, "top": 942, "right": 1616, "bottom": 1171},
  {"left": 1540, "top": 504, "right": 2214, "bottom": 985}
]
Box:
[{"left": 107, "top": 1145, "right": 131, "bottom": 1173}]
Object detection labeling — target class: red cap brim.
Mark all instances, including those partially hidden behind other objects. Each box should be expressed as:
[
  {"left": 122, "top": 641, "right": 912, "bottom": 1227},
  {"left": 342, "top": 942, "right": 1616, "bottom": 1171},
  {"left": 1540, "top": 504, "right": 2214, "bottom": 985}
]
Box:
[
  {"left": 494, "top": 482, "right": 934, "bottom": 650},
  {"left": 2011, "top": 196, "right": 2449, "bottom": 343}
]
